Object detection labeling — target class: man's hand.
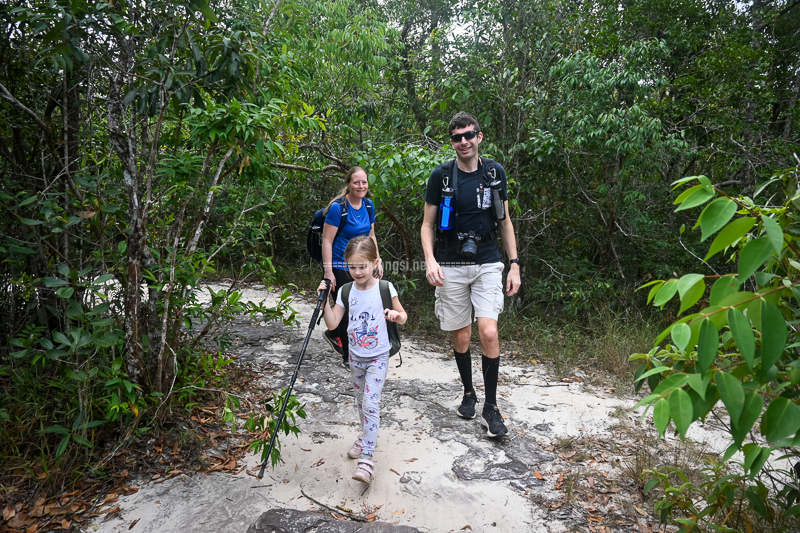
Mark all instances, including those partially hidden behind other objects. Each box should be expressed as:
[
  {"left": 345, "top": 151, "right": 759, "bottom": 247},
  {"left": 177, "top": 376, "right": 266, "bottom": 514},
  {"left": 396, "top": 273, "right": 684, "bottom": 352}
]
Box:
[
  {"left": 506, "top": 264, "right": 521, "bottom": 296},
  {"left": 426, "top": 260, "right": 445, "bottom": 287},
  {"left": 324, "top": 268, "right": 336, "bottom": 292}
]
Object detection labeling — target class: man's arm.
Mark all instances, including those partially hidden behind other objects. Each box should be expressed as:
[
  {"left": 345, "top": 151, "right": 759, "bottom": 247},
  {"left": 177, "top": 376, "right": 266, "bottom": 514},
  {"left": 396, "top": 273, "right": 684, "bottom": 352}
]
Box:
[
  {"left": 498, "top": 200, "right": 521, "bottom": 296},
  {"left": 421, "top": 202, "right": 444, "bottom": 286}
]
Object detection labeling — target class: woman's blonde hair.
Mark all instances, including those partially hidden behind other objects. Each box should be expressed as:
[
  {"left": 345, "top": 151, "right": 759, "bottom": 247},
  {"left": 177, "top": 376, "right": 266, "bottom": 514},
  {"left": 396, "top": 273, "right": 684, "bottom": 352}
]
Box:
[
  {"left": 323, "top": 166, "right": 372, "bottom": 216},
  {"left": 344, "top": 235, "right": 378, "bottom": 263}
]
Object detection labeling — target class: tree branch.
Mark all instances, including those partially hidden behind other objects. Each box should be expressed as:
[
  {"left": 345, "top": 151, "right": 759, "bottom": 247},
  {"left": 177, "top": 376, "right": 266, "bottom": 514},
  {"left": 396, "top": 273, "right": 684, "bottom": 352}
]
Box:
[{"left": 0, "top": 82, "right": 52, "bottom": 137}]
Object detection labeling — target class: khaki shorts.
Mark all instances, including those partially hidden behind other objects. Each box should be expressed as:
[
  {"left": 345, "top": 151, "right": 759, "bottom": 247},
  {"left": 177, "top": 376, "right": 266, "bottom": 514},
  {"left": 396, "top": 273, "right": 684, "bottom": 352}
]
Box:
[{"left": 434, "top": 263, "right": 505, "bottom": 331}]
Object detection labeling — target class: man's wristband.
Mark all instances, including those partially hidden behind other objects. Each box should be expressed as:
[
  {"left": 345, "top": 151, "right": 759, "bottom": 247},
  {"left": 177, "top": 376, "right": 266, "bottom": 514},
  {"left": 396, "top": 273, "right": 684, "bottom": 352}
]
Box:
[{"left": 509, "top": 258, "right": 520, "bottom": 265}]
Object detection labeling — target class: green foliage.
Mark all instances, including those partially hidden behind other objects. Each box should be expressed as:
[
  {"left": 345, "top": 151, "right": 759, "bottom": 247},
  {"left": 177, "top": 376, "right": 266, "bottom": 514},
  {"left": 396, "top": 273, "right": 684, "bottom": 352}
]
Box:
[
  {"left": 244, "top": 387, "right": 307, "bottom": 468},
  {"left": 631, "top": 168, "right": 800, "bottom": 531}
]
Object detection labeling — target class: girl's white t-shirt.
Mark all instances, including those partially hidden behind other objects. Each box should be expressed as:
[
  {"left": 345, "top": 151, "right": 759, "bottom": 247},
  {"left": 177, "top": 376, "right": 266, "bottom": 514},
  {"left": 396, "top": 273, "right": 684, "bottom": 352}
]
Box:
[{"left": 336, "top": 281, "right": 398, "bottom": 358}]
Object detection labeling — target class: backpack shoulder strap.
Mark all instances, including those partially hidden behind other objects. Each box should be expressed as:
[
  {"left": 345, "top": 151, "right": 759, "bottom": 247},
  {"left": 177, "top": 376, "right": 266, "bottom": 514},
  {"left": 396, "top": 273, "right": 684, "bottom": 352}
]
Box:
[
  {"left": 379, "top": 280, "right": 402, "bottom": 363},
  {"left": 365, "top": 198, "right": 375, "bottom": 223},
  {"left": 334, "top": 198, "right": 349, "bottom": 240},
  {"left": 341, "top": 282, "right": 353, "bottom": 318},
  {"left": 378, "top": 280, "right": 392, "bottom": 311}
]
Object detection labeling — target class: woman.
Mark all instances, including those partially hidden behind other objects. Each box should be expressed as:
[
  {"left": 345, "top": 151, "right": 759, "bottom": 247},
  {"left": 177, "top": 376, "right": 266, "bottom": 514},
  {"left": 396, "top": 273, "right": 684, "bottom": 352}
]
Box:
[{"left": 321, "top": 166, "right": 382, "bottom": 366}]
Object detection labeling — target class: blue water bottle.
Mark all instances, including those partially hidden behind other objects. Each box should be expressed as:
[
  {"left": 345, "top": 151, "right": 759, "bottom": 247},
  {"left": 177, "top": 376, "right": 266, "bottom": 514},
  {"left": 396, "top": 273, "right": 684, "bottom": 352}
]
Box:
[{"left": 439, "top": 187, "right": 454, "bottom": 230}]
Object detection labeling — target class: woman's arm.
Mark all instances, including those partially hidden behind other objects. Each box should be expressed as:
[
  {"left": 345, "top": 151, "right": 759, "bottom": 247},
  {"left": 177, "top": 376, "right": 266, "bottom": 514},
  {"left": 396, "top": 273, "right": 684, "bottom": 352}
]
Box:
[{"left": 322, "top": 222, "right": 338, "bottom": 290}]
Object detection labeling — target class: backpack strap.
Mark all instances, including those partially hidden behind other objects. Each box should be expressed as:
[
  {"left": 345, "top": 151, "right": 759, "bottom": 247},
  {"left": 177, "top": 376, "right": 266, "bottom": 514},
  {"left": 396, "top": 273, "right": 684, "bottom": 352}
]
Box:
[
  {"left": 365, "top": 198, "right": 374, "bottom": 224},
  {"left": 333, "top": 198, "right": 349, "bottom": 242},
  {"left": 379, "top": 280, "right": 402, "bottom": 366},
  {"left": 341, "top": 282, "right": 353, "bottom": 319}
]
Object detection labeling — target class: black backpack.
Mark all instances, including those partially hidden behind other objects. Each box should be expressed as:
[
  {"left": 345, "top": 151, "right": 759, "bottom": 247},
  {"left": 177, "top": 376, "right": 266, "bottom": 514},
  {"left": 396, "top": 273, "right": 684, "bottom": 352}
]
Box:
[
  {"left": 340, "top": 280, "right": 402, "bottom": 367},
  {"left": 307, "top": 198, "right": 374, "bottom": 263}
]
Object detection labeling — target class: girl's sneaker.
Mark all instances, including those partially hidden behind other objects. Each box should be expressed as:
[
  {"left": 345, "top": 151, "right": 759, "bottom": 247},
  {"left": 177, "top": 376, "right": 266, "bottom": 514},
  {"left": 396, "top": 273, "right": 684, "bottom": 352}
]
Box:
[
  {"left": 347, "top": 437, "right": 363, "bottom": 459},
  {"left": 352, "top": 457, "right": 374, "bottom": 483}
]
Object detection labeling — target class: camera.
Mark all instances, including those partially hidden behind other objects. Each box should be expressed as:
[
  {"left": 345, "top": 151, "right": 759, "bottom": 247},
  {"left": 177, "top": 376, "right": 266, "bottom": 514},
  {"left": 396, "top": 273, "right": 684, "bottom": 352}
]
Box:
[{"left": 457, "top": 231, "right": 482, "bottom": 259}]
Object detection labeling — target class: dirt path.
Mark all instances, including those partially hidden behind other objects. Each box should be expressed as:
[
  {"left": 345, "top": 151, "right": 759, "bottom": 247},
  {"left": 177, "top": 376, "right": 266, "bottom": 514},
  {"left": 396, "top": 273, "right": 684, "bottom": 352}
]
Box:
[{"left": 93, "top": 285, "right": 728, "bottom": 533}]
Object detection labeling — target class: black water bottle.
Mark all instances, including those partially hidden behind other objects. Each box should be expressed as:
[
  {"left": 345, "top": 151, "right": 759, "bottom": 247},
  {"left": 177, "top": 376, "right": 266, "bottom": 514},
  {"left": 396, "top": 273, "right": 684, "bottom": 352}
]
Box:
[{"left": 489, "top": 180, "right": 505, "bottom": 221}]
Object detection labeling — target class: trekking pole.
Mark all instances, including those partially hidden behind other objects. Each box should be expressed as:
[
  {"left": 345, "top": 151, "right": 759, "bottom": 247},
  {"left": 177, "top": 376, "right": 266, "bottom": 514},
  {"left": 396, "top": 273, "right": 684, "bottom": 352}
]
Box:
[{"left": 257, "top": 279, "right": 331, "bottom": 479}]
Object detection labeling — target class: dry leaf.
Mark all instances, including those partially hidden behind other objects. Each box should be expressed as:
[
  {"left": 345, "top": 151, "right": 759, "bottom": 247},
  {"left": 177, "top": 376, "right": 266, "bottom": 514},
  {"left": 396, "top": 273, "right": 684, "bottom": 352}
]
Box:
[
  {"left": 77, "top": 211, "right": 97, "bottom": 219},
  {"left": 129, "top": 518, "right": 140, "bottom": 530},
  {"left": 154, "top": 501, "right": 161, "bottom": 504},
  {"left": 4, "top": 505, "right": 15, "bottom": 521},
  {"left": 534, "top": 471, "right": 544, "bottom": 479},
  {"left": 390, "top": 468, "right": 400, "bottom": 476},
  {"left": 588, "top": 477, "right": 595, "bottom": 488},
  {"left": 331, "top": 512, "right": 347, "bottom": 520},
  {"left": 392, "top": 509, "right": 405, "bottom": 516},
  {"left": 365, "top": 513, "right": 378, "bottom": 520},
  {"left": 461, "top": 526, "right": 473, "bottom": 531},
  {"left": 60, "top": 519, "right": 72, "bottom": 529},
  {"left": 8, "top": 512, "right": 33, "bottom": 528},
  {"left": 26, "top": 524, "right": 39, "bottom": 533},
  {"left": 404, "top": 458, "right": 418, "bottom": 462}
]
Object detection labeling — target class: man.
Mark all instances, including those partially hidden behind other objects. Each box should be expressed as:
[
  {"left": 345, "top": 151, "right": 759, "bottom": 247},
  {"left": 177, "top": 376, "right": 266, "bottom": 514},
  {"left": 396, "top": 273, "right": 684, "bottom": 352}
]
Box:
[{"left": 420, "top": 111, "right": 521, "bottom": 438}]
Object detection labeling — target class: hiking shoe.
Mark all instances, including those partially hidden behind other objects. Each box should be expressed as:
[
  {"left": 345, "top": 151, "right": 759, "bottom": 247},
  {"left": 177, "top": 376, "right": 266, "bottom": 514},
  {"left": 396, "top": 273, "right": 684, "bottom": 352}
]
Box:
[
  {"left": 323, "top": 330, "right": 345, "bottom": 356},
  {"left": 347, "top": 437, "right": 362, "bottom": 459},
  {"left": 352, "top": 457, "right": 374, "bottom": 483},
  {"left": 481, "top": 405, "right": 508, "bottom": 437},
  {"left": 457, "top": 391, "right": 479, "bottom": 419},
  {"left": 341, "top": 352, "right": 350, "bottom": 370}
]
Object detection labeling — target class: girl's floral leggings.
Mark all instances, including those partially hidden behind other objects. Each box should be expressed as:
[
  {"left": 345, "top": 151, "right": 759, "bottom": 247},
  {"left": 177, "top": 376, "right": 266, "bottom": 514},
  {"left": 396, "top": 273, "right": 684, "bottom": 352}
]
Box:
[{"left": 350, "top": 351, "right": 390, "bottom": 457}]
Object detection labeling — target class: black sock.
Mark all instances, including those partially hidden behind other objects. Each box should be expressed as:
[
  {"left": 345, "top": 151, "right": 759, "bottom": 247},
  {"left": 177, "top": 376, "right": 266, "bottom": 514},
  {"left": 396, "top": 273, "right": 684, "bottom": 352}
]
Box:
[
  {"left": 482, "top": 355, "right": 500, "bottom": 407},
  {"left": 454, "top": 349, "right": 474, "bottom": 394}
]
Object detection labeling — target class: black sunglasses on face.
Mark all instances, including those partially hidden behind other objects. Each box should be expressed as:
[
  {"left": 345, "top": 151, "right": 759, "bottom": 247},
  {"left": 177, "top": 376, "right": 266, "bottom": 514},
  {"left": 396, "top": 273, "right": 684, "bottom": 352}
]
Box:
[{"left": 450, "top": 130, "right": 479, "bottom": 143}]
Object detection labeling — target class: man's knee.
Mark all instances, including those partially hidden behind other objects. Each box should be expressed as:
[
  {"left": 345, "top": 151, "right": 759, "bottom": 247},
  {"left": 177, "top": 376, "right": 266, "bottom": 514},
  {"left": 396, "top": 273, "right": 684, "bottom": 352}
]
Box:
[{"left": 477, "top": 321, "right": 498, "bottom": 345}]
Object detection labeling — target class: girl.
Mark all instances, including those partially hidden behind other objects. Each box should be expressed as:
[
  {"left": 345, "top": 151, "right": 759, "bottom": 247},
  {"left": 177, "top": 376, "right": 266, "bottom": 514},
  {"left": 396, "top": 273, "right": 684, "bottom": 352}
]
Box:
[
  {"left": 321, "top": 167, "right": 383, "bottom": 368},
  {"left": 318, "top": 235, "right": 407, "bottom": 484}
]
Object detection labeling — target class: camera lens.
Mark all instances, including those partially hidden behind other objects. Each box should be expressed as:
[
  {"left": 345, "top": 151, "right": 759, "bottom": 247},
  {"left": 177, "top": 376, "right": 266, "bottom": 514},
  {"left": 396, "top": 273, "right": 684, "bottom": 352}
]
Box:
[{"left": 461, "top": 239, "right": 478, "bottom": 259}]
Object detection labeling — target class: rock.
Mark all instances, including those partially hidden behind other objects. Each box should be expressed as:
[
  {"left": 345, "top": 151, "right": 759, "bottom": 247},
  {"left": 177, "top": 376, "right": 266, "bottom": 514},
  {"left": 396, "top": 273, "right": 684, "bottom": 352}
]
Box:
[{"left": 246, "top": 508, "right": 422, "bottom": 532}]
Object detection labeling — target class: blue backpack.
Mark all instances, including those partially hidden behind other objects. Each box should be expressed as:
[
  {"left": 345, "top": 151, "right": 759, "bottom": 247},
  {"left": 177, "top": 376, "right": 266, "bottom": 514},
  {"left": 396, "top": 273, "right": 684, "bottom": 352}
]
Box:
[{"left": 307, "top": 198, "right": 374, "bottom": 263}]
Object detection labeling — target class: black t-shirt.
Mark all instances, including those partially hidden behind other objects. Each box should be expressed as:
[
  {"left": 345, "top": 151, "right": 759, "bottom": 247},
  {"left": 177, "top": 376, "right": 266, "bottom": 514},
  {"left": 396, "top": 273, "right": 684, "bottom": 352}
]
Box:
[{"left": 424, "top": 158, "right": 509, "bottom": 265}]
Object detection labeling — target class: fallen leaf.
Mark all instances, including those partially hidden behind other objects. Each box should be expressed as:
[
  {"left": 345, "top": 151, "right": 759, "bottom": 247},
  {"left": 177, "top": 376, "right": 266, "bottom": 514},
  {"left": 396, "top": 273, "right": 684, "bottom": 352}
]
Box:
[
  {"left": 331, "top": 512, "right": 347, "bottom": 520},
  {"left": 365, "top": 513, "right": 378, "bottom": 520},
  {"left": 390, "top": 469, "right": 400, "bottom": 476},
  {"left": 588, "top": 477, "right": 595, "bottom": 488},
  {"left": 461, "top": 526, "right": 472, "bottom": 531},
  {"left": 128, "top": 518, "right": 140, "bottom": 530},
  {"left": 8, "top": 512, "right": 33, "bottom": 528},
  {"left": 3, "top": 505, "right": 15, "bottom": 521},
  {"left": 300, "top": 447, "right": 311, "bottom": 452},
  {"left": 534, "top": 471, "right": 544, "bottom": 480},
  {"left": 404, "top": 458, "right": 418, "bottom": 463},
  {"left": 26, "top": 524, "right": 39, "bottom": 533},
  {"left": 155, "top": 501, "right": 161, "bottom": 504},
  {"left": 392, "top": 509, "right": 405, "bottom": 516},
  {"left": 600, "top": 488, "right": 620, "bottom": 493},
  {"left": 60, "top": 519, "right": 72, "bottom": 529}
]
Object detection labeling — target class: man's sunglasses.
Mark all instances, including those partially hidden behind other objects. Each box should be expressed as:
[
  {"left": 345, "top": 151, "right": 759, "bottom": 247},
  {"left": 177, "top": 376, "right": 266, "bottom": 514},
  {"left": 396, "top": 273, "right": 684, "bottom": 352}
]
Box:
[{"left": 449, "top": 130, "right": 479, "bottom": 143}]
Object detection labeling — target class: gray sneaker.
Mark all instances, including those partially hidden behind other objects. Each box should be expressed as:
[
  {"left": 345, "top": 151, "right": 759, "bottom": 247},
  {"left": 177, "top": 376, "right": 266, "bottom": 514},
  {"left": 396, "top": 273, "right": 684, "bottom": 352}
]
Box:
[
  {"left": 481, "top": 405, "right": 508, "bottom": 437},
  {"left": 457, "top": 391, "right": 479, "bottom": 419}
]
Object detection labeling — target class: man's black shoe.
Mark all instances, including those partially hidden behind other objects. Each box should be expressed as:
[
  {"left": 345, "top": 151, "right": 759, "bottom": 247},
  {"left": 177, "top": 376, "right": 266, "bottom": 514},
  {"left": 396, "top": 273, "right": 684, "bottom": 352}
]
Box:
[
  {"left": 341, "top": 352, "right": 350, "bottom": 370},
  {"left": 457, "top": 391, "right": 479, "bottom": 419},
  {"left": 324, "top": 330, "right": 345, "bottom": 356},
  {"left": 481, "top": 404, "right": 508, "bottom": 437}
]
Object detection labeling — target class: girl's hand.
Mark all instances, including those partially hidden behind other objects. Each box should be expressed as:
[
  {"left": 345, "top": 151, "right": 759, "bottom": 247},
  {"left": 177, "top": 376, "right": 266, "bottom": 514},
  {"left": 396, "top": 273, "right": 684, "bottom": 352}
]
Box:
[
  {"left": 317, "top": 280, "right": 329, "bottom": 295},
  {"left": 384, "top": 308, "right": 400, "bottom": 322}
]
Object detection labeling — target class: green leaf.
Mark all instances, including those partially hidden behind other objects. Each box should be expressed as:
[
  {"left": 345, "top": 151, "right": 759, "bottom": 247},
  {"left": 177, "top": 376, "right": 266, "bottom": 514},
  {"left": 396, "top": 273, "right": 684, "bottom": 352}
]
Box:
[
  {"left": 41, "top": 424, "right": 69, "bottom": 435},
  {"left": 669, "top": 389, "right": 693, "bottom": 439},
  {"left": 761, "top": 397, "right": 800, "bottom": 442},
  {"left": 653, "top": 279, "right": 678, "bottom": 307},
  {"left": 199, "top": 3, "right": 219, "bottom": 23},
  {"left": 688, "top": 383, "right": 718, "bottom": 422},
  {"left": 738, "top": 237, "right": 774, "bottom": 282},
  {"left": 709, "top": 275, "right": 740, "bottom": 307},
  {"left": 686, "top": 374, "right": 708, "bottom": 400},
  {"left": 731, "top": 391, "right": 763, "bottom": 446},
  {"left": 677, "top": 274, "right": 705, "bottom": 299},
  {"left": 671, "top": 323, "right": 691, "bottom": 353},
  {"left": 56, "top": 435, "right": 70, "bottom": 458},
  {"left": 678, "top": 279, "right": 705, "bottom": 315},
  {"left": 646, "top": 281, "right": 665, "bottom": 305},
  {"left": 696, "top": 319, "right": 718, "bottom": 375},
  {"left": 653, "top": 373, "right": 689, "bottom": 396},
  {"left": 699, "top": 198, "right": 737, "bottom": 241},
  {"left": 654, "top": 398, "right": 670, "bottom": 437},
  {"left": 759, "top": 301, "right": 787, "bottom": 378},
  {"left": 644, "top": 479, "right": 659, "bottom": 494},
  {"left": 761, "top": 215, "right": 783, "bottom": 254},
  {"left": 56, "top": 287, "right": 74, "bottom": 298},
  {"left": 749, "top": 447, "right": 771, "bottom": 479},
  {"left": 728, "top": 308, "right": 755, "bottom": 370},
  {"left": 675, "top": 186, "right": 714, "bottom": 211},
  {"left": 42, "top": 277, "right": 69, "bottom": 287},
  {"left": 20, "top": 218, "right": 42, "bottom": 225},
  {"left": 93, "top": 273, "right": 114, "bottom": 284},
  {"left": 704, "top": 217, "right": 757, "bottom": 261},
  {"left": 52, "top": 331, "right": 70, "bottom": 346},
  {"left": 716, "top": 372, "right": 745, "bottom": 425}
]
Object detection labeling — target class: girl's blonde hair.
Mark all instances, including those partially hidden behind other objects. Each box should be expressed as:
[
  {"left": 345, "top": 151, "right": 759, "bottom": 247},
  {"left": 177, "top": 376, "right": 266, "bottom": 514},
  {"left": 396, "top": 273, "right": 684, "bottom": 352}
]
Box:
[
  {"left": 323, "top": 166, "right": 372, "bottom": 216},
  {"left": 344, "top": 235, "right": 378, "bottom": 263}
]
